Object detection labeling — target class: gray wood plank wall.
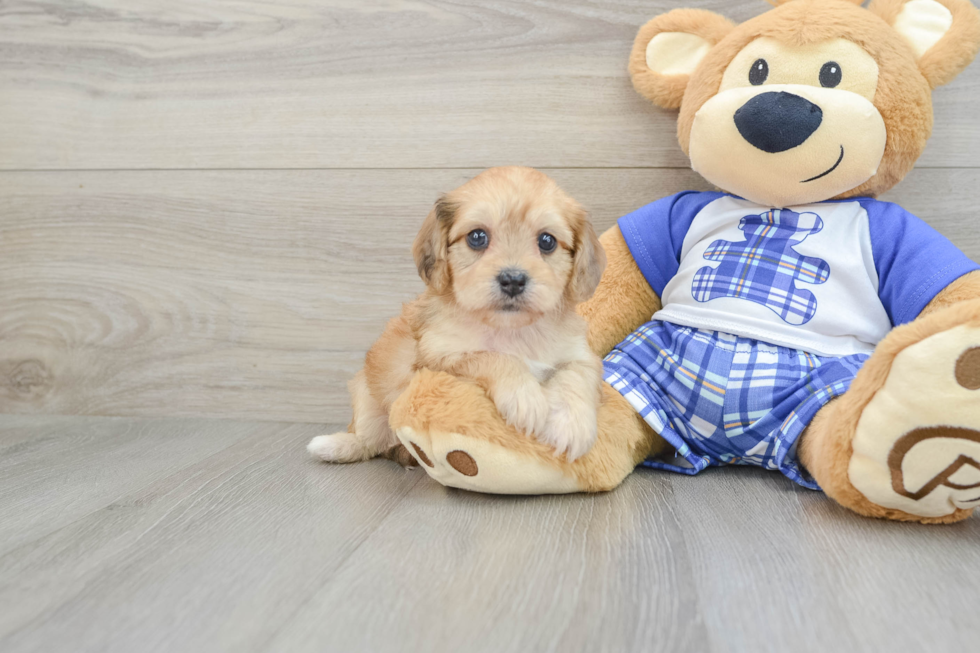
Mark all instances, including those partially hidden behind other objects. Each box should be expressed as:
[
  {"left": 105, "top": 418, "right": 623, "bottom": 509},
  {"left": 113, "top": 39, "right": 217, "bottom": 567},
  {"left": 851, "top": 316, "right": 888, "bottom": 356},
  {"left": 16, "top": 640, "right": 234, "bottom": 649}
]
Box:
[{"left": 2, "top": 0, "right": 979, "bottom": 423}]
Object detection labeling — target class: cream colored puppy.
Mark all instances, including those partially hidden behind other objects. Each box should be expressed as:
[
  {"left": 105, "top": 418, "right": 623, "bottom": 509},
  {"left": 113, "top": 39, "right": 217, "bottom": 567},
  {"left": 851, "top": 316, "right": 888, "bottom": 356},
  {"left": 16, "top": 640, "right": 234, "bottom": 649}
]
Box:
[{"left": 308, "top": 166, "right": 607, "bottom": 464}]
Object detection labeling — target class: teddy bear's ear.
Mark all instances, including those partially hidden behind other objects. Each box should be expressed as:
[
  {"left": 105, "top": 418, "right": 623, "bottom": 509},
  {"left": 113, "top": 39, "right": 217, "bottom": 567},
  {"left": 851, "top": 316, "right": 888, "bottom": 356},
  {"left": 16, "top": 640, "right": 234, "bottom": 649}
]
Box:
[
  {"left": 870, "top": 0, "right": 980, "bottom": 87},
  {"left": 629, "top": 9, "right": 736, "bottom": 109}
]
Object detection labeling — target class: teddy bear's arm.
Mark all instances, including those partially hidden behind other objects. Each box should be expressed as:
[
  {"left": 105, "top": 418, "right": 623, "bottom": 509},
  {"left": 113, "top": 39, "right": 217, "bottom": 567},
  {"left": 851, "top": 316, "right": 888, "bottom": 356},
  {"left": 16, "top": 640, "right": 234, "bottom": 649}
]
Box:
[
  {"left": 917, "top": 270, "right": 980, "bottom": 318},
  {"left": 577, "top": 225, "right": 662, "bottom": 357}
]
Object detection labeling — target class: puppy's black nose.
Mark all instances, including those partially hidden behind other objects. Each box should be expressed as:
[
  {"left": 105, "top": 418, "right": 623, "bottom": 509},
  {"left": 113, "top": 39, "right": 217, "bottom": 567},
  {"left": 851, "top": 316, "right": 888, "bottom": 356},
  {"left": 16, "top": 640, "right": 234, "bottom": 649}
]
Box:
[
  {"left": 734, "top": 91, "right": 823, "bottom": 153},
  {"left": 497, "top": 269, "right": 528, "bottom": 298}
]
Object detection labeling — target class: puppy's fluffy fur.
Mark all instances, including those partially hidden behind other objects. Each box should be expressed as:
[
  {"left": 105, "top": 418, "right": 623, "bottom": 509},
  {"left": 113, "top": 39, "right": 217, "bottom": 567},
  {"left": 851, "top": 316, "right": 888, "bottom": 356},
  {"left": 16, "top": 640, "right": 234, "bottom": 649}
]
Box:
[{"left": 308, "top": 167, "right": 607, "bottom": 464}]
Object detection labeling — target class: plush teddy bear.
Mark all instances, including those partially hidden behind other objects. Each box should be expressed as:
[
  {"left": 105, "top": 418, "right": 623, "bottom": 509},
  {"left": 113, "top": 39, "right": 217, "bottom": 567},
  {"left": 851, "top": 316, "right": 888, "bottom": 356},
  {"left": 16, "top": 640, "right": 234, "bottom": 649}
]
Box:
[{"left": 388, "top": 0, "right": 980, "bottom": 524}]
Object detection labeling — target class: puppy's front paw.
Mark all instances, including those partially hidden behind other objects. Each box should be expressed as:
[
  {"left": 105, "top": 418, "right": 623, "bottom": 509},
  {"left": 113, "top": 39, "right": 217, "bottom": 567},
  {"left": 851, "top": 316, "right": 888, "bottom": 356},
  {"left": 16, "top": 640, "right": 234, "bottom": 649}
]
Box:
[
  {"left": 540, "top": 392, "right": 598, "bottom": 462},
  {"left": 307, "top": 432, "right": 368, "bottom": 463},
  {"left": 492, "top": 379, "right": 549, "bottom": 436}
]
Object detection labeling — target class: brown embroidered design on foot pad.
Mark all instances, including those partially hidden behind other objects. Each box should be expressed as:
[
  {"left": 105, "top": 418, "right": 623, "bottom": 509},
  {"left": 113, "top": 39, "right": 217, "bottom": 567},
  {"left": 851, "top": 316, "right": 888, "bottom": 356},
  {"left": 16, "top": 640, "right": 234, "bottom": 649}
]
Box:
[
  {"left": 446, "top": 450, "right": 478, "bottom": 476},
  {"left": 410, "top": 442, "right": 434, "bottom": 467},
  {"left": 889, "top": 427, "right": 980, "bottom": 501},
  {"left": 955, "top": 347, "right": 980, "bottom": 390}
]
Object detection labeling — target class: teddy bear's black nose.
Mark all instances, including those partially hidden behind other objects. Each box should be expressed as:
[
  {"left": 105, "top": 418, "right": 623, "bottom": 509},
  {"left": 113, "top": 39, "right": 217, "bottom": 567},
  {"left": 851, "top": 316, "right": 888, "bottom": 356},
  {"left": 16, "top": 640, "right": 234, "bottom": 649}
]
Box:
[{"left": 734, "top": 91, "right": 823, "bottom": 153}]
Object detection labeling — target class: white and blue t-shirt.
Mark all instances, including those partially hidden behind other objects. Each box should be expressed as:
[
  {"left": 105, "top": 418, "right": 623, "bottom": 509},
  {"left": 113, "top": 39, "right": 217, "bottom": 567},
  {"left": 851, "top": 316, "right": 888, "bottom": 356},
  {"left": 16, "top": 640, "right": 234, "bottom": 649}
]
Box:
[{"left": 618, "top": 192, "right": 978, "bottom": 357}]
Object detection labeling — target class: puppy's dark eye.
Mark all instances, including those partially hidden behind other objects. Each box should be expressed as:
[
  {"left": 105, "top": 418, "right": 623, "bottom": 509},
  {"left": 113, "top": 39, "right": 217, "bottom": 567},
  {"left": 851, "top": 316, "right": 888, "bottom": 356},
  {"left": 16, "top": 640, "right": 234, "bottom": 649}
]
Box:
[
  {"left": 466, "top": 229, "right": 489, "bottom": 250},
  {"left": 819, "top": 61, "right": 842, "bottom": 88},
  {"left": 537, "top": 233, "right": 557, "bottom": 254},
  {"left": 749, "top": 58, "right": 768, "bottom": 85}
]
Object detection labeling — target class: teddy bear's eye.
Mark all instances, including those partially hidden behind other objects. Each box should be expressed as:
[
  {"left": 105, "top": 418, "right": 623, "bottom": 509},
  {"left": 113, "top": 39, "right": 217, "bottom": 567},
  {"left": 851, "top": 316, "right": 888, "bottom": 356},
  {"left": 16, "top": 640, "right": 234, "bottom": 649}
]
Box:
[
  {"left": 749, "top": 58, "right": 769, "bottom": 85},
  {"left": 820, "top": 61, "right": 842, "bottom": 88}
]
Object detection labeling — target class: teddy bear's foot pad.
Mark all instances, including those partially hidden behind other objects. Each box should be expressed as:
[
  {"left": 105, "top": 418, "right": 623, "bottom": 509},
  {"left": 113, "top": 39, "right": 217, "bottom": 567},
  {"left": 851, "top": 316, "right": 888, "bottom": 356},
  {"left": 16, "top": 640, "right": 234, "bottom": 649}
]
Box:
[
  {"left": 395, "top": 426, "right": 584, "bottom": 495},
  {"left": 850, "top": 324, "right": 980, "bottom": 518}
]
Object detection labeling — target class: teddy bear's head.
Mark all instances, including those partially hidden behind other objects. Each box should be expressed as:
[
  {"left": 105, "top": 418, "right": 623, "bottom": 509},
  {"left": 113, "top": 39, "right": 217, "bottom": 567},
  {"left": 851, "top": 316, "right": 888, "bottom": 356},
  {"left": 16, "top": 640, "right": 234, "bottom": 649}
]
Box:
[{"left": 630, "top": 0, "right": 980, "bottom": 207}]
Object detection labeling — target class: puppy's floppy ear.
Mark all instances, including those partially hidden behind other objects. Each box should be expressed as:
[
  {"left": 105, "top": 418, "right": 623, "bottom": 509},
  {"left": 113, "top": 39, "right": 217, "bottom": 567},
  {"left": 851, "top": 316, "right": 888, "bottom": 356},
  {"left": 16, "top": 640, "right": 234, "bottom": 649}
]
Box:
[
  {"left": 629, "top": 9, "right": 736, "bottom": 110},
  {"left": 569, "top": 213, "right": 607, "bottom": 304},
  {"left": 870, "top": 0, "right": 980, "bottom": 88},
  {"left": 412, "top": 196, "right": 454, "bottom": 292}
]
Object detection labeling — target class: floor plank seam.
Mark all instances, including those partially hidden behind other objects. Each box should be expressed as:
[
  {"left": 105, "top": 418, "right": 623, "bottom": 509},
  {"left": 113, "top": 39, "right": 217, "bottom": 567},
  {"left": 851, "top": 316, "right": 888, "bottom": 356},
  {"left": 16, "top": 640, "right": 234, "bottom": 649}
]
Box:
[
  {"left": 254, "top": 471, "right": 426, "bottom": 651},
  {"left": 0, "top": 422, "right": 309, "bottom": 563}
]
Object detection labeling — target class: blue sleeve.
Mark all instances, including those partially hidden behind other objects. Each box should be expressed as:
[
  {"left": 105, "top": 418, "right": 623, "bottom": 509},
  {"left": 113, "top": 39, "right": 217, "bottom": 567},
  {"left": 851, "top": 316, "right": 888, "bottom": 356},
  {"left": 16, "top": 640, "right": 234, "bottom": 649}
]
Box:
[
  {"left": 863, "top": 199, "right": 979, "bottom": 326},
  {"left": 616, "top": 191, "right": 726, "bottom": 296}
]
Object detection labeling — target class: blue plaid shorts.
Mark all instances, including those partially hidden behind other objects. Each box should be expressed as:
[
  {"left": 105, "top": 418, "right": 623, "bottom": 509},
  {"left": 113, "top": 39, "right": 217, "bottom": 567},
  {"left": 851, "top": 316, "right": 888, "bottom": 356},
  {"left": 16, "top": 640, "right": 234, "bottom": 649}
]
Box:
[{"left": 603, "top": 321, "right": 869, "bottom": 489}]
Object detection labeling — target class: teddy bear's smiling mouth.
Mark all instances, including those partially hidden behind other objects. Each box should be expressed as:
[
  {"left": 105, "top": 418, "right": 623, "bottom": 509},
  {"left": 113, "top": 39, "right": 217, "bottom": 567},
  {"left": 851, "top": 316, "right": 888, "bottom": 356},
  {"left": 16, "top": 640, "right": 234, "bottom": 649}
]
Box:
[{"left": 801, "top": 145, "right": 845, "bottom": 183}]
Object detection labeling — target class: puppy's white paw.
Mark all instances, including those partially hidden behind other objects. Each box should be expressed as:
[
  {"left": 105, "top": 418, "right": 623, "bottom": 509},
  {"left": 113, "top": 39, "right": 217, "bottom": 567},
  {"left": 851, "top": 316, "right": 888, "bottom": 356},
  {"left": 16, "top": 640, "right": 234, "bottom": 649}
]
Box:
[
  {"left": 492, "top": 379, "right": 550, "bottom": 437},
  {"left": 307, "top": 433, "right": 368, "bottom": 463},
  {"left": 540, "top": 393, "right": 598, "bottom": 462}
]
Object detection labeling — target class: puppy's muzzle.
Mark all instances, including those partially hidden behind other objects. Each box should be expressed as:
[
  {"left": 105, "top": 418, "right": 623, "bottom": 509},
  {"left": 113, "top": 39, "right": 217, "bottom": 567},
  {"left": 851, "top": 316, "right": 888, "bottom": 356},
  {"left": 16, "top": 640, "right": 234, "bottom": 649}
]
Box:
[
  {"left": 734, "top": 91, "right": 823, "bottom": 153},
  {"left": 497, "top": 268, "right": 529, "bottom": 298}
]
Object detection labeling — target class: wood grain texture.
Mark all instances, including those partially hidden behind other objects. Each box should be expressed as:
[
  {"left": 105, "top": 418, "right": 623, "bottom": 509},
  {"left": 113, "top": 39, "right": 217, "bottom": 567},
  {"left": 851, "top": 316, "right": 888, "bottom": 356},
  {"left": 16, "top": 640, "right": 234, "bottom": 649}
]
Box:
[
  {"left": 3, "top": 168, "right": 979, "bottom": 423},
  {"left": 3, "top": 3, "right": 980, "bottom": 651},
  {"left": 0, "top": 414, "right": 259, "bottom": 556},
  {"left": 0, "top": 416, "right": 424, "bottom": 652},
  {"left": 1, "top": 415, "right": 978, "bottom": 653},
  {"left": 1, "top": 0, "right": 978, "bottom": 170}
]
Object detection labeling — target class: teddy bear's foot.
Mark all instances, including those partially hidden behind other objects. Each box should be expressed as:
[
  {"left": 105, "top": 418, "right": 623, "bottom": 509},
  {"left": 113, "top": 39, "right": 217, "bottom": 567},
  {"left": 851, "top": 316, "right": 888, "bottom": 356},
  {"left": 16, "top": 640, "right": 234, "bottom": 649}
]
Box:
[
  {"left": 389, "top": 369, "right": 584, "bottom": 494},
  {"left": 848, "top": 322, "right": 980, "bottom": 519},
  {"left": 394, "top": 424, "right": 584, "bottom": 494},
  {"left": 388, "top": 368, "right": 663, "bottom": 495}
]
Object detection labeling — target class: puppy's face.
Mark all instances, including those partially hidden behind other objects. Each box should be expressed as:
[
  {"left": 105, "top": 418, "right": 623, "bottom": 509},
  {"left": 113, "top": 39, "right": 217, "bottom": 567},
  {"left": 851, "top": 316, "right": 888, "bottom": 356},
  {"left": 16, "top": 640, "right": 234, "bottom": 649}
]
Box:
[{"left": 413, "top": 167, "right": 605, "bottom": 329}]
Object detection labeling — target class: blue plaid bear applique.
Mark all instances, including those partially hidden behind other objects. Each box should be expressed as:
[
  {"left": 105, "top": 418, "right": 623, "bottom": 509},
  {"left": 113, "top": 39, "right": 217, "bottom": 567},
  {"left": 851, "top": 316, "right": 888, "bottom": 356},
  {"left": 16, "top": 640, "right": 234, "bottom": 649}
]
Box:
[{"left": 691, "top": 209, "right": 831, "bottom": 325}]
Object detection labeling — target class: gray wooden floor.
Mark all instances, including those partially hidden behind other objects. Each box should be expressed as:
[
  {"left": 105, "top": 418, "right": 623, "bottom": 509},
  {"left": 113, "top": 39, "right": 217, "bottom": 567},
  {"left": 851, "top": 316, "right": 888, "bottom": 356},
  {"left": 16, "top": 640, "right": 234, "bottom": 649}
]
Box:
[
  {"left": 3, "top": 1, "right": 980, "bottom": 651},
  {"left": 2, "top": 415, "right": 980, "bottom": 653}
]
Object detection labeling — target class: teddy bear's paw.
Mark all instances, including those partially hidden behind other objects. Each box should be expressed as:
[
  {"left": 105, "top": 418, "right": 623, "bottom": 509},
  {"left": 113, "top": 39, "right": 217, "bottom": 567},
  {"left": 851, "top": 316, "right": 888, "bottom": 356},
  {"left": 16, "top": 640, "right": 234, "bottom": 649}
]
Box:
[
  {"left": 540, "top": 394, "right": 598, "bottom": 462},
  {"left": 491, "top": 378, "right": 550, "bottom": 438},
  {"left": 849, "top": 324, "right": 980, "bottom": 519},
  {"left": 393, "top": 426, "right": 584, "bottom": 495},
  {"left": 307, "top": 432, "right": 368, "bottom": 463}
]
